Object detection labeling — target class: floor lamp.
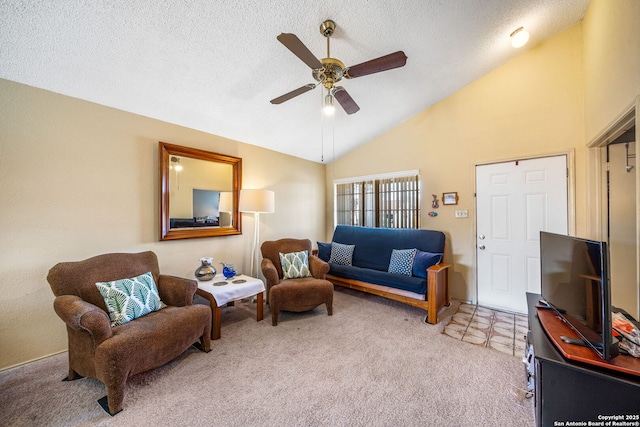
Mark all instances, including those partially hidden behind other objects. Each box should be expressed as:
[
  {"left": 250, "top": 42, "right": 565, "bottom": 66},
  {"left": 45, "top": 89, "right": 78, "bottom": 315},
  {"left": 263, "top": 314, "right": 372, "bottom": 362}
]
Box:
[{"left": 239, "top": 189, "right": 275, "bottom": 277}]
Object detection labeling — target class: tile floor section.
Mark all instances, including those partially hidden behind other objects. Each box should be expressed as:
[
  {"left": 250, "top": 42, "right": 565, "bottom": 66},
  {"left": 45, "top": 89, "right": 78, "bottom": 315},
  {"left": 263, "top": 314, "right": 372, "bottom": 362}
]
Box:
[{"left": 443, "top": 303, "right": 529, "bottom": 357}]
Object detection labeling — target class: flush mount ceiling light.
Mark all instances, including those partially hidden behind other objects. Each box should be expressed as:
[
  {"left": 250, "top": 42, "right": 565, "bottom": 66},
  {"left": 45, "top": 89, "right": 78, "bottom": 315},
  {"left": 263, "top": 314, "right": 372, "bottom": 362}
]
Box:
[{"left": 510, "top": 27, "right": 529, "bottom": 48}]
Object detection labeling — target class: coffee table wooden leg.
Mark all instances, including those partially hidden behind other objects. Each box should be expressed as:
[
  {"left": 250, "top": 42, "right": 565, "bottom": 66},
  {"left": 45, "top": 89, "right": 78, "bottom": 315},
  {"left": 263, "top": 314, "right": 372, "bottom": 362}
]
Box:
[
  {"left": 256, "top": 292, "right": 264, "bottom": 322},
  {"left": 212, "top": 305, "right": 221, "bottom": 340}
]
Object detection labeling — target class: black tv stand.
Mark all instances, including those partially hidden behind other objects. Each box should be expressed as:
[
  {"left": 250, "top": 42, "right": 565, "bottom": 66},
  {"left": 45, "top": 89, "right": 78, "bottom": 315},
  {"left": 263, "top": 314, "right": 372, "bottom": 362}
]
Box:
[{"left": 525, "top": 293, "right": 640, "bottom": 427}]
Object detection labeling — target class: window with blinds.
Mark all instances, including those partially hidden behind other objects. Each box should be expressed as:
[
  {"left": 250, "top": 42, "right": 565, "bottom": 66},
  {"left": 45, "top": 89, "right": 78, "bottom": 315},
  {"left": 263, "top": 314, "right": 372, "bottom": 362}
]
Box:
[{"left": 335, "top": 173, "right": 420, "bottom": 229}]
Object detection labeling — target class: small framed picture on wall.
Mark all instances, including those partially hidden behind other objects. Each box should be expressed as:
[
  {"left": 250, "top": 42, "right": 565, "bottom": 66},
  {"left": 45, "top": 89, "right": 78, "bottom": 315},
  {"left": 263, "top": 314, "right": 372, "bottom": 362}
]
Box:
[{"left": 442, "top": 192, "right": 458, "bottom": 205}]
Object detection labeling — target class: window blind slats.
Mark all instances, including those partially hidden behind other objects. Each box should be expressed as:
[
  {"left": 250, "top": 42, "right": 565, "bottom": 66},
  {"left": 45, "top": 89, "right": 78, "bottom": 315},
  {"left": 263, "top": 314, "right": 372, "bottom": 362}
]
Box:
[{"left": 336, "top": 174, "right": 420, "bottom": 229}]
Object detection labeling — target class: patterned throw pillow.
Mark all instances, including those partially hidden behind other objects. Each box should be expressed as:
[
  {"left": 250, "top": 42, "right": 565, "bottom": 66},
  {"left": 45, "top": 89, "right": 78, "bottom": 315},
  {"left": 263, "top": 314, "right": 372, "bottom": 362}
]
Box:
[
  {"left": 96, "top": 271, "right": 166, "bottom": 327},
  {"left": 388, "top": 248, "right": 418, "bottom": 276},
  {"left": 279, "top": 250, "right": 312, "bottom": 279},
  {"left": 412, "top": 250, "right": 443, "bottom": 279},
  {"left": 329, "top": 242, "right": 355, "bottom": 266}
]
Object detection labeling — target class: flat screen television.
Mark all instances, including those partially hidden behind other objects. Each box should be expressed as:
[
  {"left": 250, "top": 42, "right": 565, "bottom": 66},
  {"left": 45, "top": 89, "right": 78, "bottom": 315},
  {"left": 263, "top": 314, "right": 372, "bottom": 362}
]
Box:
[{"left": 539, "top": 231, "right": 619, "bottom": 360}]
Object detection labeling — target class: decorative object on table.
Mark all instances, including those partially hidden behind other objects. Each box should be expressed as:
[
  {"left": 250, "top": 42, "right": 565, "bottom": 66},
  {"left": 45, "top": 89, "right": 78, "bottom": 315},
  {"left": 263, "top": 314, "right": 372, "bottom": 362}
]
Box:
[
  {"left": 232, "top": 279, "right": 247, "bottom": 284},
  {"left": 195, "top": 257, "right": 216, "bottom": 281},
  {"left": 442, "top": 192, "right": 458, "bottom": 205},
  {"left": 221, "top": 262, "right": 236, "bottom": 279},
  {"left": 213, "top": 281, "right": 229, "bottom": 286},
  {"left": 431, "top": 194, "right": 439, "bottom": 209},
  {"left": 239, "top": 189, "right": 275, "bottom": 276}
]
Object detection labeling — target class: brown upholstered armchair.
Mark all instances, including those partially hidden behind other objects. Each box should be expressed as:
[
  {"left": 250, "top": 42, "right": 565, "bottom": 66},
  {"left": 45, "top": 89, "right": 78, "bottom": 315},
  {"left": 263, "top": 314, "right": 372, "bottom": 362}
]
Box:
[
  {"left": 261, "top": 238, "right": 334, "bottom": 325},
  {"left": 46, "top": 251, "right": 211, "bottom": 415}
]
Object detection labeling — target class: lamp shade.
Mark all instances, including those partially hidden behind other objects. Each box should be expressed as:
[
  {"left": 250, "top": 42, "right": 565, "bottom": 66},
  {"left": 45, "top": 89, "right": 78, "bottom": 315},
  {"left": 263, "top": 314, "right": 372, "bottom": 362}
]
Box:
[
  {"left": 218, "top": 191, "right": 233, "bottom": 213},
  {"left": 239, "top": 189, "right": 275, "bottom": 213}
]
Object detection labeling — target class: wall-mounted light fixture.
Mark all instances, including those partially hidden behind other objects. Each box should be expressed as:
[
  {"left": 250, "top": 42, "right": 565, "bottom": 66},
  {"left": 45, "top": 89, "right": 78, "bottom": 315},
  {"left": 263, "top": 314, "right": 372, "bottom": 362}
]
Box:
[{"left": 510, "top": 27, "right": 529, "bottom": 48}]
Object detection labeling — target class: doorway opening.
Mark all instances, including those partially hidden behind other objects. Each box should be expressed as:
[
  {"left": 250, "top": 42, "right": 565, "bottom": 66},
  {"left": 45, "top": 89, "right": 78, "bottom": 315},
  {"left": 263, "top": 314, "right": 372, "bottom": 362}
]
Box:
[{"left": 589, "top": 99, "right": 638, "bottom": 320}]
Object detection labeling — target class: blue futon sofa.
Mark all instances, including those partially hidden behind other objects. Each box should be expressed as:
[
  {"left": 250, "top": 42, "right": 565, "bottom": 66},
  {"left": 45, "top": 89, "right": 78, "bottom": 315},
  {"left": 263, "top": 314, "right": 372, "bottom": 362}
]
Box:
[{"left": 318, "top": 225, "right": 452, "bottom": 324}]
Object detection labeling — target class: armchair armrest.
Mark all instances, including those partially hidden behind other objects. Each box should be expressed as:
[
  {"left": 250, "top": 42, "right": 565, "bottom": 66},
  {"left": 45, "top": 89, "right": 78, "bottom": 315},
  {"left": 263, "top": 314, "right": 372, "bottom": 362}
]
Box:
[
  {"left": 53, "top": 295, "right": 113, "bottom": 345},
  {"left": 157, "top": 274, "right": 197, "bottom": 306},
  {"left": 261, "top": 258, "right": 280, "bottom": 288},
  {"left": 309, "top": 255, "right": 329, "bottom": 279}
]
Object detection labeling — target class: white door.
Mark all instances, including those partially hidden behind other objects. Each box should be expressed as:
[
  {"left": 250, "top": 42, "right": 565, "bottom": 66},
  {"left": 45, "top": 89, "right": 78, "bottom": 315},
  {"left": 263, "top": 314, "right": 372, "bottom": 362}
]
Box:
[
  {"left": 476, "top": 156, "right": 568, "bottom": 313},
  {"left": 608, "top": 142, "right": 638, "bottom": 319}
]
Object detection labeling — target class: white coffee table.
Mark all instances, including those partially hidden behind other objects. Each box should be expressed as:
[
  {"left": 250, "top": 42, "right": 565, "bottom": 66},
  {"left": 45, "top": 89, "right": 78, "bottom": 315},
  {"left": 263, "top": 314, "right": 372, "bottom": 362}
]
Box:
[{"left": 195, "top": 274, "right": 265, "bottom": 340}]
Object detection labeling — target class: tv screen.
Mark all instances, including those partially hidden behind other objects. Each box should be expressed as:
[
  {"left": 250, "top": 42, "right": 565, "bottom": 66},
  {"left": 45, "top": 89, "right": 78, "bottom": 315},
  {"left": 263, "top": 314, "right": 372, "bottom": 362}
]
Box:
[{"left": 540, "top": 231, "right": 619, "bottom": 360}]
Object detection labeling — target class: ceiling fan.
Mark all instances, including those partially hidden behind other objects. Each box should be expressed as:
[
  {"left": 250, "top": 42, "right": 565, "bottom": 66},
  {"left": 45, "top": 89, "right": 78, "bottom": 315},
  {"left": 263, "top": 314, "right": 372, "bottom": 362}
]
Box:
[{"left": 270, "top": 20, "right": 407, "bottom": 115}]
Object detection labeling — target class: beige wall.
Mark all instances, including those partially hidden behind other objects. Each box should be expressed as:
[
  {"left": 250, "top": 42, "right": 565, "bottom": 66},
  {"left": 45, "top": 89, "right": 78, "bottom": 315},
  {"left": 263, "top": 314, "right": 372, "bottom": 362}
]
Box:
[
  {"left": 0, "top": 79, "right": 326, "bottom": 370},
  {"left": 583, "top": 0, "right": 640, "bottom": 142},
  {"left": 328, "top": 24, "right": 586, "bottom": 303}
]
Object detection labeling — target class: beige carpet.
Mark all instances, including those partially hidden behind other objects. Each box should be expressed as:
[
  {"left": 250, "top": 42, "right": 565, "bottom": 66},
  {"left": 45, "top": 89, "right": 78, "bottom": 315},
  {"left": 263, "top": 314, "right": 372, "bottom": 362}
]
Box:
[{"left": 0, "top": 288, "right": 534, "bottom": 426}]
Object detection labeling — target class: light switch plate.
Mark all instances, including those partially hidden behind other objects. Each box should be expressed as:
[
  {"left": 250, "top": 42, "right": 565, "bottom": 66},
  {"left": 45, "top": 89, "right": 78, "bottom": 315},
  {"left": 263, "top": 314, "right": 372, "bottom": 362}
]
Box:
[{"left": 455, "top": 209, "right": 468, "bottom": 218}]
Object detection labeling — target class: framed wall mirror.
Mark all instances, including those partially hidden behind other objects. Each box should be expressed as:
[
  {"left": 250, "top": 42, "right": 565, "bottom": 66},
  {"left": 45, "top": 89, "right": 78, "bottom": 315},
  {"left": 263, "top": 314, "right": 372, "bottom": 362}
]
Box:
[{"left": 159, "top": 142, "right": 242, "bottom": 240}]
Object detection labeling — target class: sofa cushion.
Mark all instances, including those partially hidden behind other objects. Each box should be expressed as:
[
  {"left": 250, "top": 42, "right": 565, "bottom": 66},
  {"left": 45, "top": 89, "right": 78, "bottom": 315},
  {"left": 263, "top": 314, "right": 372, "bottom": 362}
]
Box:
[
  {"left": 317, "top": 242, "right": 331, "bottom": 262},
  {"left": 329, "top": 263, "right": 426, "bottom": 294},
  {"left": 96, "top": 271, "right": 166, "bottom": 327},
  {"left": 329, "top": 242, "right": 355, "bottom": 265},
  {"left": 279, "top": 250, "right": 312, "bottom": 279},
  {"left": 412, "top": 250, "right": 443, "bottom": 279},
  {"left": 388, "top": 248, "right": 417, "bottom": 276}
]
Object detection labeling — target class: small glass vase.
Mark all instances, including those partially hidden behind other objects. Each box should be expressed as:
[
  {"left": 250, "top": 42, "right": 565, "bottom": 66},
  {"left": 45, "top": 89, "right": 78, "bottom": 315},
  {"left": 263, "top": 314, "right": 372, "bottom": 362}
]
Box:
[
  {"left": 221, "top": 262, "right": 236, "bottom": 279},
  {"left": 195, "top": 257, "right": 216, "bottom": 281}
]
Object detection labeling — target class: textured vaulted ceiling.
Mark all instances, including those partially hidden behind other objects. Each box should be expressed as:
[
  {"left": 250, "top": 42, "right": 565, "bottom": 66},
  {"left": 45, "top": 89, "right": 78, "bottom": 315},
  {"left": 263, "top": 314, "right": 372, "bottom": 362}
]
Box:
[{"left": 0, "top": 1, "right": 590, "bottom": 163}]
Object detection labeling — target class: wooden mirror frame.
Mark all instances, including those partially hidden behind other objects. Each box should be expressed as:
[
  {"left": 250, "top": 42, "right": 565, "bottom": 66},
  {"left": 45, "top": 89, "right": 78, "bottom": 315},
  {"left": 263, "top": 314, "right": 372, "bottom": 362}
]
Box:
[{"left": 159, "top": 142, "right": 242, "bottom": 240}]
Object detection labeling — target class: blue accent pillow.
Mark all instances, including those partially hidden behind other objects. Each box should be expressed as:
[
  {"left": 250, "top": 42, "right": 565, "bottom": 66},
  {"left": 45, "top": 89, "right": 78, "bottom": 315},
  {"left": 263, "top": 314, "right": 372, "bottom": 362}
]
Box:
[
  {"left": 317, "top": 242, "right": 331, "bottom": 262},
  {"left": 329, "top": 242, "right": 355, "bottom": 266},
  {"left": 412, "top": 250, "right": 443, "bottom": 279},
  {"left": 388, "top": 248, "right": 417, "bottom": 276}
]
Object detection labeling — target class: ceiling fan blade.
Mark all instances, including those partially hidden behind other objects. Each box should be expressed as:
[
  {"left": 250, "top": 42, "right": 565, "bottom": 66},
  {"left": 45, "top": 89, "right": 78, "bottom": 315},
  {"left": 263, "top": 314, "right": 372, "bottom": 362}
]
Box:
[
  {"left": 334, "top": 88, "right": 360, "bottom": 115},
  {"left": 270, "top": 84, "right": 316, "bottom": 105},
  {"left": 277, "top": 33, "right": 323, "bottom": 70},
  {"left": 346, "top": 51, "right": 408, "bottom": 78}
]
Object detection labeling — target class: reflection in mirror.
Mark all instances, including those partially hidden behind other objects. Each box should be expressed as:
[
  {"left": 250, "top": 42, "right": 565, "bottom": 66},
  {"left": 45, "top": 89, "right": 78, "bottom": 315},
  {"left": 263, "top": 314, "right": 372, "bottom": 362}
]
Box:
[{"left": 160, "top": 142, "right": 242, "bottom": 240}]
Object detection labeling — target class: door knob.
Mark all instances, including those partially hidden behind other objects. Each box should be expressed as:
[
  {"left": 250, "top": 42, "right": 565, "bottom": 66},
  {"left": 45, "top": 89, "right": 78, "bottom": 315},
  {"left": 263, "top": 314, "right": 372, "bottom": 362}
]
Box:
[
  {"left": 479, "top": 234, "right": 485, "bottom": 240},
  {"left": 478, "top": 245, "right": 486, "bottom": 250}
]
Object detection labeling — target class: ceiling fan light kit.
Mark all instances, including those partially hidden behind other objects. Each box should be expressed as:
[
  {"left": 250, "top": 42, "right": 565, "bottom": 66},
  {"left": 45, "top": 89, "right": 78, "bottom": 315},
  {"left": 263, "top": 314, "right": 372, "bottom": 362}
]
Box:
[
  {"left": 323, "top": 93, "right": 335, "bottom": 115},
  {"left": 270, "top": 20, "right": 407, "bottom": 115}
]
